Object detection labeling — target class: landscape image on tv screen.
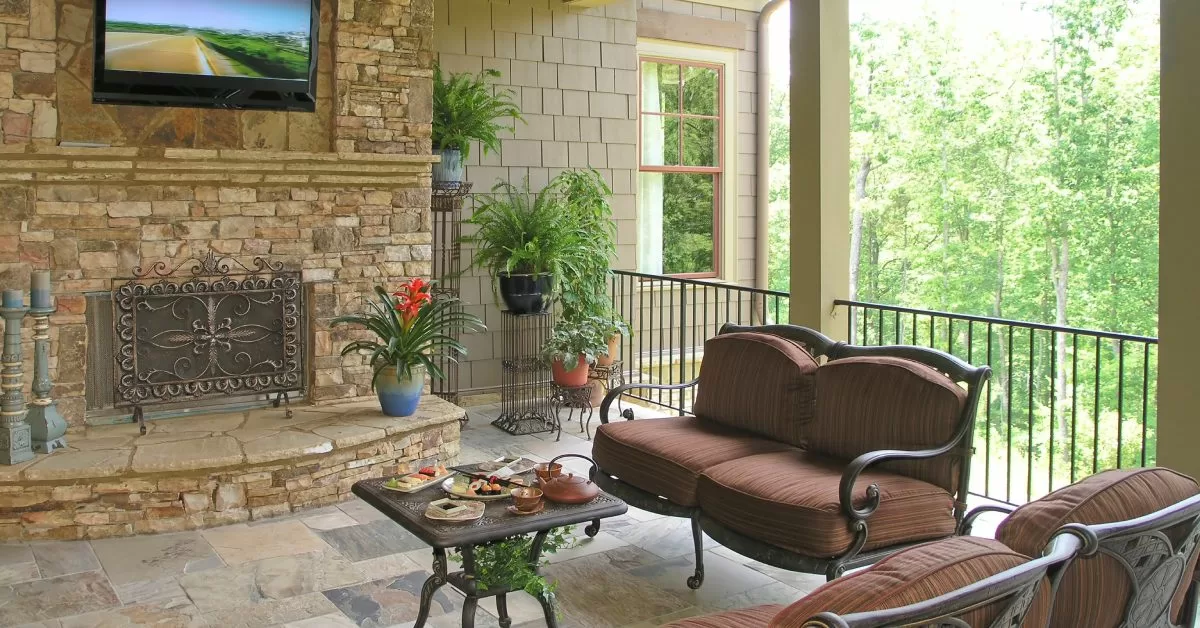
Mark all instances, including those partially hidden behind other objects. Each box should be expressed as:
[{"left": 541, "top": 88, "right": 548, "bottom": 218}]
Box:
[{"left": 104, "top": 0, "right": 311, "bottom": 81}]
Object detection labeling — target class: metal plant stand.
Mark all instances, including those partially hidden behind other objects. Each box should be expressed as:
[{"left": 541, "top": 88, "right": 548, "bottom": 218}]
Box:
[
  {"left": 0, "top": 302, "right": 33, "bottom": 465},
  {"left": 588, "top": 360, "right": 626, "bottom": 421},
  {"left": 27, "top": 305, "right": 67, "bottom": 453},
  {"left": 493, "top": 311, "right": 555, "bottom": 436},
  {"left": 549, "top": 383, "right": 594, "bottom": 441},
  {"left": 430, "top": 182, "right": 471, "bottom": 408}
]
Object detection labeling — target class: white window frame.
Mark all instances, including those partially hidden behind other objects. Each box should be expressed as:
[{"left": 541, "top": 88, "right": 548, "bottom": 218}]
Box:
[{"left": 636, "top": 38, "right": 740, "bottom": 281}]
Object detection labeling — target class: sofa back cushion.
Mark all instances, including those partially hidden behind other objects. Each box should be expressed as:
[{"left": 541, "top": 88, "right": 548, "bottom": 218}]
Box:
[
  {"left": 808, "top": 356, "right": 967, "bottom": 493},
  {"left": 768, "top": 536, "right": 1051, "bottom": 628},
  {"left": 996, "top": 467, "right": 1200, "bottom": 628},
  {"left": 692, "top": 332, "right": 819, "bottom": 447}
]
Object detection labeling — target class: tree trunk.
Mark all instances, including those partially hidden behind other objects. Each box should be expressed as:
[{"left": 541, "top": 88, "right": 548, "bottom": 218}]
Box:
[{"left": 849, "top": 154, "right": 872, "bottom": 302}]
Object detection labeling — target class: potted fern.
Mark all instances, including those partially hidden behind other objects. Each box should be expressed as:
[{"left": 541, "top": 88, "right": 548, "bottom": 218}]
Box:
[
  {"left": 432, "top": 66, "right": 523, "bottom": 184},
  {"left": 330, "top": 279, "right": 485, "bottom": 416},
  {"left": 462, "top": 179, "right": 585, "bottom": 314}
]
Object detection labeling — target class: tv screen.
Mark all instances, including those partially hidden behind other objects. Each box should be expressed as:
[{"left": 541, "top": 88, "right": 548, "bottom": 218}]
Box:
[{"left": 93, "top": 0, "right": 319, "bottom": 111}]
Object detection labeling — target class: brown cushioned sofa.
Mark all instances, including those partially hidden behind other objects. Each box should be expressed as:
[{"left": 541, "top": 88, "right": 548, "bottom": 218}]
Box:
[
  {"left": 591, "top": 323, "right": 991, "bottom": 587},
  {"left": 664, "top": 467, "right": 1200, "bottom": 628}
]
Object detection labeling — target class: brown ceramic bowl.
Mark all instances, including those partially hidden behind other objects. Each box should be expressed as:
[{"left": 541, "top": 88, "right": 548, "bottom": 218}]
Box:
[
  {"left": 510, "top": 487, "right": 544, "bottom": 512},
  {"left": 534, "top": 462, "right": 563, "bottom": 484}
]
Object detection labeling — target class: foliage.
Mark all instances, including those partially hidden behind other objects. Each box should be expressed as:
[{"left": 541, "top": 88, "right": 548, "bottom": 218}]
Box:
[
  {"left": 433, "top": 66, "right": 523, "bottom": 159},
  {"left": 542, "top": 317, "right": 608, "bottom": 371},
  {"left": 767, "top": 0, "right": 1159, "bottom": 497},
  {"left": 553, "top": 169, "right": 620, "bottom": 322},
  {"left": 330, "top": 280, "right": 485, "bottom": 386},
  {"left": 449, "top": 528, "right": 575, "bottom": 610}
]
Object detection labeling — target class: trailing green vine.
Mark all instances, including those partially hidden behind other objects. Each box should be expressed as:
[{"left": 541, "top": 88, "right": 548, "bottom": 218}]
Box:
[{"left": 450, "top": 528, "right": 575, "bottom": 611}]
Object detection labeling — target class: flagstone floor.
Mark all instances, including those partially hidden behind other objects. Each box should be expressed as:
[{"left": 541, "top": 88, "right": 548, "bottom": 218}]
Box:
[{"left": 0, "top": 403, "right": 833, "bottom": 628}]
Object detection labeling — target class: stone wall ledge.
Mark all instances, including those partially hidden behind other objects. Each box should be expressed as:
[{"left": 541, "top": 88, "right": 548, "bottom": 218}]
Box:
[
  {"left": 0, "top": 396, "right": 464, "bottom": 540},
  {"left": 1, "top": 145, "right": 441, "bottom": 163}
]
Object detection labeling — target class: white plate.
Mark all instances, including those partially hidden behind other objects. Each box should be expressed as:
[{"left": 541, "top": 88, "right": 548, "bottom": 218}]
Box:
[
  {"left": 381, "top": 472, "right": 454, "bottom": 493},
  {"left": 442, "top": 477, "right": 516, "bottom": 501},
  {"left": 424, "top": 498, "right": 485, "bottom": 522}
]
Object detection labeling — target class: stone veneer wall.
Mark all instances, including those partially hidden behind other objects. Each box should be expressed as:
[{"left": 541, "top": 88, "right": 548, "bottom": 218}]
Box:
[
  {"left": 0, "top": 0, "right": 438, "bottom": 425},
  {"left": 0, "top": 413, "right": 460, "bottom": 540}
]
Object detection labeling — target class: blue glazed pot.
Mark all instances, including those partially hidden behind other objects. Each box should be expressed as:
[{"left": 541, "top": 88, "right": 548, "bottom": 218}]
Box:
[{"left": 376, "top": 365, "right": 425, "bottom": 417}]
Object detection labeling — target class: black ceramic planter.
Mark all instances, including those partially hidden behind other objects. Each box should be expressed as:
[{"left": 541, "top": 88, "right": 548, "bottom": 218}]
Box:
[{"left": 498, "top": 273, "right": 553, "bottom": 314}]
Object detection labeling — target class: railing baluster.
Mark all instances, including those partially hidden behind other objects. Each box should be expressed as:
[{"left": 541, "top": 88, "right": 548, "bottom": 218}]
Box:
[
  {"left": 1049, "top": 330, "right": 1056, "bottom": 493},
  {"left": 1007, "top": 325, "right": 1015, "bottom": 504},
  {"left": 1141, "top": 342, "right": 1150, "bottom": 467},
  {"left": 1117, "top": 339, "right": 1125, "bottom": 469},
  {"left": 1071, "top": 334, "right": 1078, "bottom": 483},
  {"left": 1093, "top": 336, "right": 1101, "bottom": 475},
  {"left": 985, "top": 322, "right": 994, "bottom": 498},
  {"left": 1027, "top": 327, "right": 1035, "bottom": 503}
]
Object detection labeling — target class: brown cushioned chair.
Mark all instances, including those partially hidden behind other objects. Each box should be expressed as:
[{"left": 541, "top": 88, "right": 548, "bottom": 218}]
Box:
[
  {"left": 964, "top": 467, "right": 1200, "bottom": 628},
  {"left": 593, "top": 323, "right": 990, "bottom": 589},
  {"left": 663, "top": 534, "right": 1081, "bottom": 628}
]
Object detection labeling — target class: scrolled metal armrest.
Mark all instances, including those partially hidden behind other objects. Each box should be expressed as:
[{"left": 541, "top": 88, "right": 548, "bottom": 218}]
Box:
[
  {"left": 838, "top": 442, "right": 960, "bottom": 521},
  {"left": 958, "top": 504, "right": 1017, "bottom": 536},
  {"left": 599, "top": 380, "right": 699, "bottom": 424}
]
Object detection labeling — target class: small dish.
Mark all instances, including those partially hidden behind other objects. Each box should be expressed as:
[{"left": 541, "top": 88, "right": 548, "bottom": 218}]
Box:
[
  {"left": 443, "top": 476, "right": 513, "bottom": 501},
  {"left": 425, "top": 498, "right": 485, "bottom": 522},
  {"left": 506, "top": 502, "right": 545, "bottom": 516},
  {"left": 382, "top": 471, "right": 454, "bottom": 493},
  {"left": 534, "top": 462, "right": 563, "bottom": 485},
  {"left": 510, "top": 487, "right": 544, "bottom": 512}
]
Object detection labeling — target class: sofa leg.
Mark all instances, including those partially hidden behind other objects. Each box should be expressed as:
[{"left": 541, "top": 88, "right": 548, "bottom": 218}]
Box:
[
  {"left": 687, "top": 516, "right": 705, "bottom": 589},
  {"left": 585, "top": 519, "right": 600, "bottom": 537},
  {"left": 825, "top": 562, "right": 846, "bottom": 581}
]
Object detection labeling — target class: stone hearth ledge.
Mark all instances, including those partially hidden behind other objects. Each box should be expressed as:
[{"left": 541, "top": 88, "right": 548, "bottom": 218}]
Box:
[{"left": 0, "top": 396, "right": 464, "bottom": 540}]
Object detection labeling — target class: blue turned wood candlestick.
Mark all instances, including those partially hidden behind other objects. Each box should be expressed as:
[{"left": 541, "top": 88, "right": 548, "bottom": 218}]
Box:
[
  {"left": 27, "top": 305, "right": 67, "bottom": 454},
  {"left": 0, "top": 293, "right": 33, "bottom": 465}
]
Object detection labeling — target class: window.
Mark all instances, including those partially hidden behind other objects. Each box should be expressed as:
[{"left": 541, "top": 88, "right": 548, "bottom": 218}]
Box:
[{"left": 638, "top": 57, "right": 724, "bottom": 278}]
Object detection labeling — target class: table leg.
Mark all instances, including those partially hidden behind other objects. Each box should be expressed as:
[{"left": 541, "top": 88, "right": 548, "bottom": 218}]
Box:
[
  {"left": 496, "top": 594, "right": 512, "bottom": 628},
  {"left": 462, "top": 595, "right": 478, "bottom": 628},
  {"left": 414, "top": 548, "right": 449, "bottom": 628},
  {"left": 528, "top": 530, "right": 559, "bottom": 628}
]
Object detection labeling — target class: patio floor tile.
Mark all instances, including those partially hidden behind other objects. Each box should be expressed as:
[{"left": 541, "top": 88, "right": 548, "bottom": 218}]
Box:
[{"left": 91, "top": 531, "right": 223, "bottom": 585}]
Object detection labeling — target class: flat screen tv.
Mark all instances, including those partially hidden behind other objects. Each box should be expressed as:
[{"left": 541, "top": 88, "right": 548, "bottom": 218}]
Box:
[{"left": 92, "top": 0, "right": 319, "bottom": 111}]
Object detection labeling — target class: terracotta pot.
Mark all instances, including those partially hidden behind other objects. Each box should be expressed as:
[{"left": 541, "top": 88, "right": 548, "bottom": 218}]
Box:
[
  {"left": 551, "top": 355, "right": 590, "bottom": 387},
  {"left": 587, "top": 379, "right": 606, "bottom": 405},
  {"left": 596, "top": 334, "right": 621, "bottom": 366}
]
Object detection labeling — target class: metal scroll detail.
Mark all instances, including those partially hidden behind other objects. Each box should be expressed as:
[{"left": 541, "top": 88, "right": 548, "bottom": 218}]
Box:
[{"left": 112, "top": 253, "right": 304, "bottom": 411}]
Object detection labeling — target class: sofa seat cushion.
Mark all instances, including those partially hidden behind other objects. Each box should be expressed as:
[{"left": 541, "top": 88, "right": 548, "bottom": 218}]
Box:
[
  {"left": 996, "top": 467, "right": 1200, "bottom": 628},
  {"left": 768, "top": 537, "right": 1051, "bottom": 628},
  {"left": 810, "top": 356, "right": 967, "bottom": 494},
  {"left": 692, "top": 332, "right": 819, "bottom": 447},
  {"left": 593, "top": 417, "right": 797, "bottom": 507},
  {"left": 663, "top": 605, "right": 783, "bottom": 628},
  {"left": 697, "top": 450, "right": 956, "bottom": 557}
]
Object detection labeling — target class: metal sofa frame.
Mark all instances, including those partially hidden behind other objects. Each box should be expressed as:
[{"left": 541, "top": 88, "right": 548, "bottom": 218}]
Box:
[{"left": 591, "top": 323, "right": 992, "bottom": 587}]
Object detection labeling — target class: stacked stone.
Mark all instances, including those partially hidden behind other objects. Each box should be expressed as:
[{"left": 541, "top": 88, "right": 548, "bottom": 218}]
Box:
[
  {"left": 336, "top": 0, "right": 435, "bottom": 154},
  {"left": 0, "top": 419, "right": 459, "bottom": 540},
  {"left": 0, "top": 0, "right": 57, "bottom": 145}
]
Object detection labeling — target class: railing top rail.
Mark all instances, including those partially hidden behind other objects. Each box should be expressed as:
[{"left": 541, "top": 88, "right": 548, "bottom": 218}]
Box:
[
  {"left": 835, "top": 299, "right": 1158, "bottom": 344},
  {"left": 612, "top": 269, "right": 791, "bottom": 299}
]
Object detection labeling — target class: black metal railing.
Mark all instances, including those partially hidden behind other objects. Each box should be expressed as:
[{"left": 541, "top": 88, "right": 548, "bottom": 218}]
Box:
[
  {"left": 836, "top": 300, "right": 1158, "bottom": 505},
  {"left": 608, "top": 270, "right": 789, "bottom": 414}
]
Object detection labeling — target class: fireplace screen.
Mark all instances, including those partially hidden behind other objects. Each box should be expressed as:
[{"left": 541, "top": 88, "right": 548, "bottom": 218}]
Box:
[{"left": 111, "top": 254, "right": 304, "bottom": 432}]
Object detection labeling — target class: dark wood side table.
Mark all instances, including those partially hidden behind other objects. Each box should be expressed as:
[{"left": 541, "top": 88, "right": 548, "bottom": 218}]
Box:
[{"left": 352, "top": 476, "right": 628, "bottom": 628}]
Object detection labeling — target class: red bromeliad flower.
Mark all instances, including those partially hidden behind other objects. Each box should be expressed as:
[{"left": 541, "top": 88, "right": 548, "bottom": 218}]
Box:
[{"left": 392, "top": 278, "right": 434, "bottom": 329}]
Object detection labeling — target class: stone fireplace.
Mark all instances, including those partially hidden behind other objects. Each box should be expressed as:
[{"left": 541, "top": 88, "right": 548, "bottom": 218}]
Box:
[{"left": 0, "top": 0, "right": 464, "bottom": 540}]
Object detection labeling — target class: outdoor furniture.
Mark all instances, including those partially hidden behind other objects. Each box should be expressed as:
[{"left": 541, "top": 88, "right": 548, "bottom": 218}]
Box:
[
  {"left": 961, "top": 467, "right": 1200, "bottom": 628},
  {"left": 351, "top": 470, "right": 627, "bottom": 628},
  {"left": 664, "top": 533, "right": 1081, "bottom": 628},
  {"left": 592, "top": 323, "right": 990, "bottom": 587},
  {"left": 663, "top": 466, "right": 1200, "bottom": 627},
  {"left": 548, "top": 382, "right": 593, "bottom": 441}
]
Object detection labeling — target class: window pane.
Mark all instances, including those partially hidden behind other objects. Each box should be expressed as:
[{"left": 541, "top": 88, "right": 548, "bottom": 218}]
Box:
[
  {"left": 682, "top": 65, "right": 718, "bottom": 116},
  {"left": 641, "top": 115, "right": 680, "bottom": 166},
  {"left": 638, "top": 172, "right": 716, "bottom": 275},
  {"left": 641, "top": 62, "right": 680, "bottom": 113},
  {"left": 682, "top": 118, "right": 717, "bottom": 167}
]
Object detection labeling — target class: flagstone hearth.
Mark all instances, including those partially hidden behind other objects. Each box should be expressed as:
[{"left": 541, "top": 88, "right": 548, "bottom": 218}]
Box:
[{"left": 0, "top": 397, "right": 464, "bottom": 542}]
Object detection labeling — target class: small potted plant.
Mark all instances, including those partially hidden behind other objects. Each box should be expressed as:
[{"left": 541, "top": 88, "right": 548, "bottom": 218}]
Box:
[
  {"left": 462, "top": 179, "right": 584, "bottom": 314},
  {"left": 590, "top": 312, "right": 630, "bottom": 367},
  {"left": 542, "top": 318, "right": 607, "bottom": 387},
  {"left": 432, "top": 66, "right": 523, "bottom": 184},
  {"left": 330, "top": 279, "right": 485, "bottom": 417}
]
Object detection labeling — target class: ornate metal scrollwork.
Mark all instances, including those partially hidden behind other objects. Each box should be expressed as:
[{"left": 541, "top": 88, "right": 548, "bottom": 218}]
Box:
[{"left": 112, "top": 253, "right": 304, "bottom": 415}]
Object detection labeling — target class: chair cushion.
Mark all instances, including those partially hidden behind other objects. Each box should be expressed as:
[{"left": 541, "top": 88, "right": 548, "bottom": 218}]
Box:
[
  {"left": 768, "top": 537, "right": 1051, "bottom": 628},
  {"left": 593, "top": 417, "right": 797, "bottom": 507},
  {"left": 697, "top": 450, "right": 957, "bottom": 557},
  {"left": 692, "top": 332, "right": 819, "bottom": 447},
  {"left": 809, "top": 356, "right": 967, "bottom": 494},
  {"left": 996, "top": 467, "right": 1200, "bottom": 628},
  {"left": 663, "top": 604, "right": 782, "bottom": 628}
]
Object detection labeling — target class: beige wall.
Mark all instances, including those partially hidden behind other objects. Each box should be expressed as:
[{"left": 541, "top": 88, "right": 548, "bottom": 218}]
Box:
[
  {"left": 1156, "top": 0, "right": 1200, "bottom": 480},
  {"left": 435, "top": 0, "right": 762, "bottom": 394}
]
